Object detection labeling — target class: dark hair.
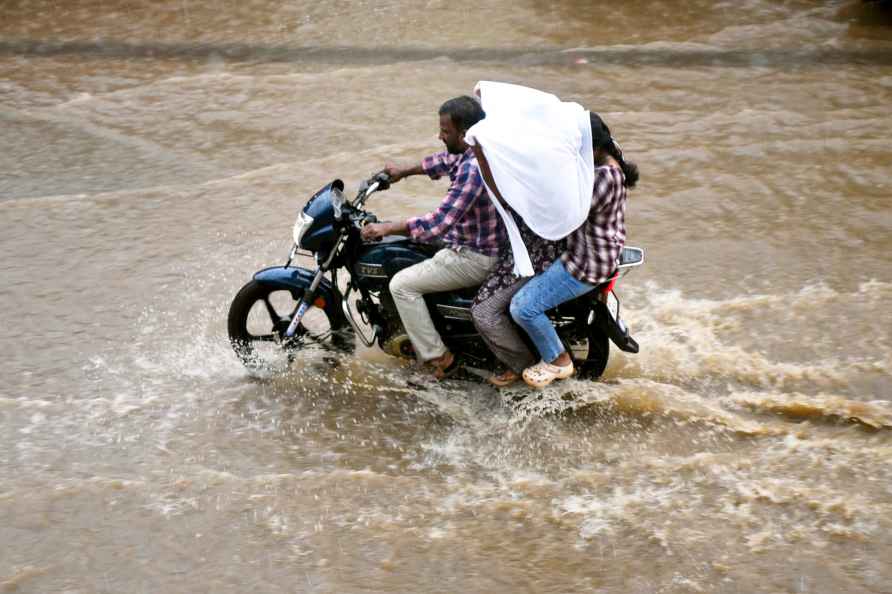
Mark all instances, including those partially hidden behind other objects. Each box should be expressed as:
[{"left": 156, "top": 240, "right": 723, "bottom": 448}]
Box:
[
  {"left": 439, "top": 96, "right": 486, "bottom": 132},
  {"left": 590, "top": 112, "right": 639, "bottom": 188}
]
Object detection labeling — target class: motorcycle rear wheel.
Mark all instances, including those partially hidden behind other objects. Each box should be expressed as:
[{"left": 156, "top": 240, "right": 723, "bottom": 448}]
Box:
[{"left": 227, "top": 280, "right": 352, "bottom": 372}]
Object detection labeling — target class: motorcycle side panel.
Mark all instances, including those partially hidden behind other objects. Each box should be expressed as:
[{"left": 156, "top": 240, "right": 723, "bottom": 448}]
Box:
[
  {"left": 253, "top": 266, "right": 343, "bottom": 322},
  {"left": 426, "top": 292, "right": 480, "bottom": 351}
]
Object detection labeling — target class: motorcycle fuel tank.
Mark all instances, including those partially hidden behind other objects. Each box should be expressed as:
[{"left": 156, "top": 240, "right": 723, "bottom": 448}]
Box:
[{"left": 354, "top": 238, "right": 438, "bottom": 292}]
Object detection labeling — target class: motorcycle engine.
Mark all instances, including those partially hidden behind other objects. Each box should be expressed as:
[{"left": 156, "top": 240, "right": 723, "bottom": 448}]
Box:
[
  {"left": 382, "top": 334, "right": 416, "bottom": 359},
  {"left": 372, "top": 292, "right": 416, "bottom": 359}
]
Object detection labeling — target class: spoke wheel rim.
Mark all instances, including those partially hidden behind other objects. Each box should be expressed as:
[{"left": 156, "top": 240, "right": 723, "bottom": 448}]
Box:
[{"left": 230, "top": 284, "right": 336, "bottom": 373}]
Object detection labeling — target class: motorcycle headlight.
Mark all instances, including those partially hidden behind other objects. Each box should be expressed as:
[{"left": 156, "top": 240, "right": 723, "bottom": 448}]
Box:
[{"left": 292, "top": 212, "right": 314, "bottom": 247}]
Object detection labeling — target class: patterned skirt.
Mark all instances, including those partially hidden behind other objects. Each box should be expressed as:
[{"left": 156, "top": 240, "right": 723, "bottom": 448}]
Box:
[{"left": 474, "top": 216, "right": 565, "bottom": 306}]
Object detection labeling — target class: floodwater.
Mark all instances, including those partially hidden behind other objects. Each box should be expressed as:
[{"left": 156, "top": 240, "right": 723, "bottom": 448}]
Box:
[{"left": 2, "top": 1, "right": 892, "bottom": 592}]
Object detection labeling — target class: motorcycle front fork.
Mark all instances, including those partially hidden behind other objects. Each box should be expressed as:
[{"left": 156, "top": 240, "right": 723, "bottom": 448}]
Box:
[
  {"left": 285, "top": 234, "right": 348, "bottom": 338},
  {"left": 284, "top": 266, "right": 326, "bottom": 338}
]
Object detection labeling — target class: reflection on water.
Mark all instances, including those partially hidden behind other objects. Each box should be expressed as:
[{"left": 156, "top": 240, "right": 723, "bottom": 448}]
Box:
[{"left": 1, "top": 0, "right": 891, "bottom": 592}]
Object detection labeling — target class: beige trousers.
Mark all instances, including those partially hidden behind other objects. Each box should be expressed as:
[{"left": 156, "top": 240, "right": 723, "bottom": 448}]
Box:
[{"left": 389, "top": 247, "right": 496, "bottom": 362}]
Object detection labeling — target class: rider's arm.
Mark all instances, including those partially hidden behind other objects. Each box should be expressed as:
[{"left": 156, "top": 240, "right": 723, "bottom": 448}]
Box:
[
  {"left": 363, "top": 153, "right": 461, "bottom": 240},
  {"left": 385, "top": 151, "right": 456, "bottom": 183},
  {"left": 405, "top": 160, "right": 482, "bottom": 242},
  {"left": 384, "top": 162, "right": 424, "bottom": 183}
]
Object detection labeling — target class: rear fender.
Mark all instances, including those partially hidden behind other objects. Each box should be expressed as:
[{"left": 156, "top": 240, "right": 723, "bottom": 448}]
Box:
[
  {"left": 558, "top": 282, "right": 640, "bottom": 354},
  {"left": 593, "top": 301, "right": 639, "bottom": 353},
  {"left": 253, "top": 266, "right": 344, "bottom": 323}
]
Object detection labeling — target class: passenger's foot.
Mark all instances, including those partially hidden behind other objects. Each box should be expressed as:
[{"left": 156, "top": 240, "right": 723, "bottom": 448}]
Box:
[
  {"left": 487, "top": 369, "right": 520, "bottom": 388},
  {"left": 432, "top": 351, "right": 459, "bottom": 380},
  {"left": 522, "top": 359, "right": 574, "bottom": 389}
]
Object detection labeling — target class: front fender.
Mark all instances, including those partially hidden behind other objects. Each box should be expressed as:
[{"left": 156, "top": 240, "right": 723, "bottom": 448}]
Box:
[{"left": 253, "top": 266, "right": 344, "bottom": 323}]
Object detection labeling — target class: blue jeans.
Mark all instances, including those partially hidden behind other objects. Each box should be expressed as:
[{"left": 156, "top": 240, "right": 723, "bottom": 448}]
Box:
[{"left": 509, "top": 259, "right": 595, "bottom": 363}]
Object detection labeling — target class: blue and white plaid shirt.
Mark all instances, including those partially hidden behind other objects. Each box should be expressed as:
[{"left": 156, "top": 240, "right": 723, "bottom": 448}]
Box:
[
  {"left": 407, "top": 149, "right": 505, "bottom": 257},
  {"left": 562, "top": 164, "right": 628, "bottom": 284}
]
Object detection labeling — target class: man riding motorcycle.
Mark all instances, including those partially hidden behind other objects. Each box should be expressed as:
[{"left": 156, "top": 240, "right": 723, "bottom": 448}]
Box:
[{"left": 360, "top": 96, "right": 505, "bottom": 379}]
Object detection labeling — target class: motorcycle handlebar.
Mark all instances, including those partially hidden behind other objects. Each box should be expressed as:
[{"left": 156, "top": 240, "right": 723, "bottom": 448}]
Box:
[
  {"left": 372, "top": 171, "right": 391, "bottom": 190},
  {"left": 358, "top": 171, "right": 391, "bottom": 195},
  {"left": 354, "top": 170, "right": 392, "bottom": 208}
]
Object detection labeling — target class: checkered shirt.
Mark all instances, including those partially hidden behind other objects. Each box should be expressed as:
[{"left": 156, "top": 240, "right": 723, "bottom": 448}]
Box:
[
  {"left": 561, "top": 165, "right": 628, "bottom": 285},
  {"left": 406, "top": 149, "right": 505, "bottom": 256}
]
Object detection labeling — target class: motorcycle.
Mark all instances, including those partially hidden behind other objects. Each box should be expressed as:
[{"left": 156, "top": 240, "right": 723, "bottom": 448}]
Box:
[{"left": 227, "top": 173, "right": 644, "bottom": 379}]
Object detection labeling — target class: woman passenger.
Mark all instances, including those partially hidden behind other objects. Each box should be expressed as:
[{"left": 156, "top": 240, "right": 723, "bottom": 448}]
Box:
[
  {"left": 510, "top": 112, "right": 639, "bottom": 388},
  {"left": 470, "top": 215, "right": 564, "bottom": 387}
]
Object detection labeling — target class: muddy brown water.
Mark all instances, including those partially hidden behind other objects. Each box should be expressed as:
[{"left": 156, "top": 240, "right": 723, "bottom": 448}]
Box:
[{"left": 2, "top": 1, "right": 892, "bottom": 592}]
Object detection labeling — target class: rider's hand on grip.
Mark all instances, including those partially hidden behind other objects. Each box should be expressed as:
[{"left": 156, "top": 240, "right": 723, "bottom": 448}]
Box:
[
  {"left": 373, "top": 170, "right": 391, "bottom": 191},
  {"left": 360, "top": 220, "right": 385, "bottom": 242},
  {"left": 382, "top": 163, "right": 402, "bottom": 184}
]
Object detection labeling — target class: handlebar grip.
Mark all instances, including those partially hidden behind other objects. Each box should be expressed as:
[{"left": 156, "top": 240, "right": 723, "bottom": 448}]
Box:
[{"left": 373, "top": 171, "right": 391, "bottom": 191}]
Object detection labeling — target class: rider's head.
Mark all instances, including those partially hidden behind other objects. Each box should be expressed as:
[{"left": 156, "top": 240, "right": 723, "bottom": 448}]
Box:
[
  {"left": 438, "top": 96, "right": 485, "bottom": 155},
  {"left": 590, "top": 112, "right": 639, "bottom": 188}
]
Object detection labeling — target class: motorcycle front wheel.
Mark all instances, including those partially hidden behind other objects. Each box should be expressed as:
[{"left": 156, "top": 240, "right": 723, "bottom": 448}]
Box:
[{"left": 227, "top": 280, "right": 353, "bottom": 373}]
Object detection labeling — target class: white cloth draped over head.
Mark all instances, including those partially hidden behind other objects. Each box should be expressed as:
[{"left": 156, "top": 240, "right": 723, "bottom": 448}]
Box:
[{"left": 464, "top": 81, "right": 594, "bottom": 277}]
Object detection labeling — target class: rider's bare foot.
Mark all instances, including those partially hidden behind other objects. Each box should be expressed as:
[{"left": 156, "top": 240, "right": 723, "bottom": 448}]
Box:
[{"left": 432, "top": 351, "right": 458, "bottom": 380}]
